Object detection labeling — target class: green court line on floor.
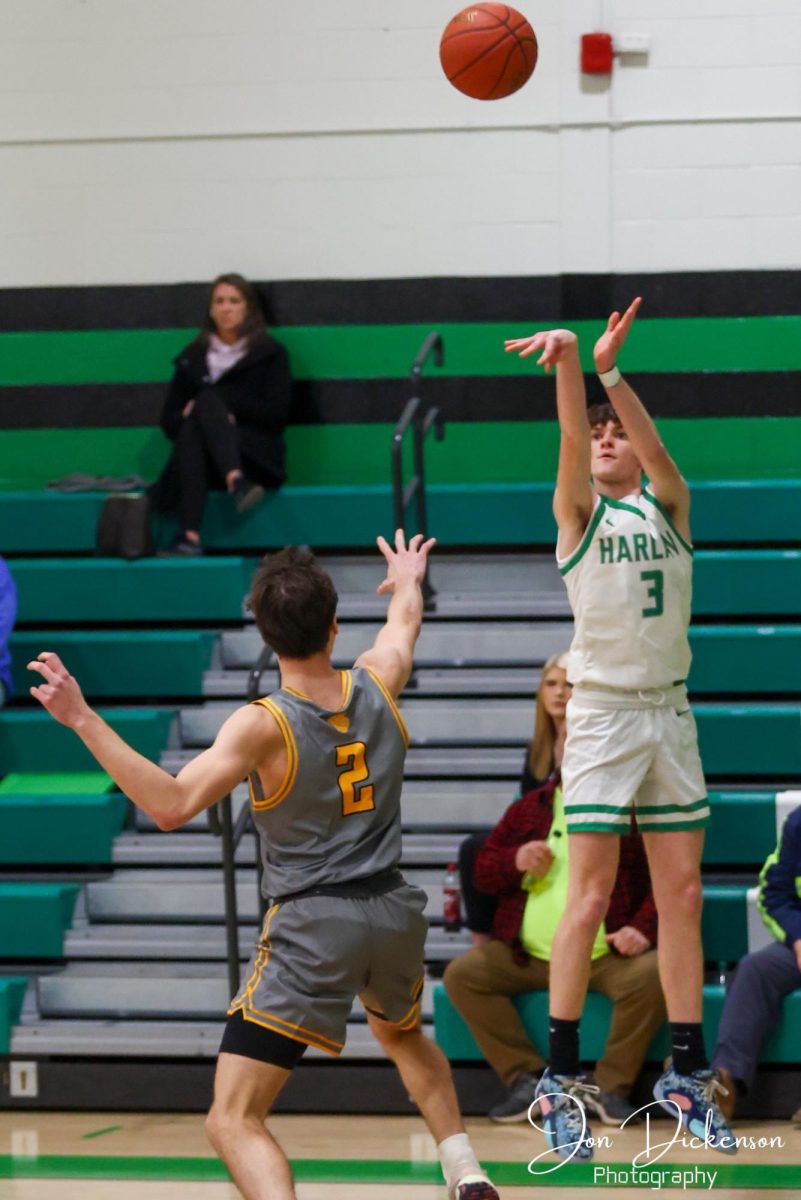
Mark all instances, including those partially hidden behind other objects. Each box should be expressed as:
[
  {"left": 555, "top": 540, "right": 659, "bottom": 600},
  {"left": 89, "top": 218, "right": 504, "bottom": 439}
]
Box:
[
  {"left": 1, "top": 1154, "right": 799, "bottom": 1188},
  {"left": 80, "top": 1126, "right": 123, "bottom": 1140},
  {"left": 2, "top": 316, "right": 801, "bottom": 385}
]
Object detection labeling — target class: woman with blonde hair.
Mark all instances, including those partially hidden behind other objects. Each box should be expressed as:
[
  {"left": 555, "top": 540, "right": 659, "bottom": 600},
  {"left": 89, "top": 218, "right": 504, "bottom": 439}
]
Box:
[{"left": 458, "top": 652, "right": 571, "bottom": 945}]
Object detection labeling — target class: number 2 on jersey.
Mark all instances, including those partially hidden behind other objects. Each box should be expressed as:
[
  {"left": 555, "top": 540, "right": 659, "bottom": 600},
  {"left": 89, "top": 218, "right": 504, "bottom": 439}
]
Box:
[
  {"left": 640, "top": 569, "right": 664, "bottom": 618},
  {"left": 336, "top": 741, "right": 376, "bottom": 817}
]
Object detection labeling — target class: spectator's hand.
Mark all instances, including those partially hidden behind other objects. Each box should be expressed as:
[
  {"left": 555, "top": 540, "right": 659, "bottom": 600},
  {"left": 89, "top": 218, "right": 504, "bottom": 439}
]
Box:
[
  {"left": 606, "top": 925, "right": 651, "bottom": 957},
  {"left": 593, "top": 297, "right": 642, "bottom": 373},
  {"left": 515, "top": 840, "right": 554, "bottom": 876},
  {"left": 27, "top": 652, "right": 93, "bottom": 729},
  {"left": 793, "top": 939, "right": 801, "bottom": 973},
  {"left": 182, "top": 400, "right": 195, "bottom": 417},
  {"left": 504, "top": 329, "right": 578, "bottom": 374},
  {"left": 375, "top": 530, "right": 437, "bottom": 596}
]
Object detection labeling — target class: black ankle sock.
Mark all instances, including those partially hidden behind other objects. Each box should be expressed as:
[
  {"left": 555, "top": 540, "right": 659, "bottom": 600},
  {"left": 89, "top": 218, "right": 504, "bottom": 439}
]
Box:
[
  {"left": 549, "top": 1017, "right": 580, "bottom": 1079},
  {"left": 670, "top": 1022, "right": 708, "bottom": 1076}
]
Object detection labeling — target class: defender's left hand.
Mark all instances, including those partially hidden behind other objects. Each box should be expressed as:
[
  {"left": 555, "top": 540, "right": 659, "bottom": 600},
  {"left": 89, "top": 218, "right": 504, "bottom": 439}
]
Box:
[
  {"left": 28, "top": 652, "right": 93, "bottom": 728},
  {"left": 593, "top": 297, "right": 642, "bottom": 373},
  {"left": 375, "top": 530, "right": 437, "bottom": 596}
]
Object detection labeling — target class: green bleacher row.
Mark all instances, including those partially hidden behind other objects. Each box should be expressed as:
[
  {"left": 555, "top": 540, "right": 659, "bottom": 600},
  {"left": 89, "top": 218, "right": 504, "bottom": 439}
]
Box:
[
  {"left": 7, "top": 552, "right": 801, "bottom": 625},
  {"left": 0, "top": 705, "right": 799, "bottom": 774},
  {"left": 0, "top": 789, "right": 781, "bottom": 868},
  {"left": 9, "top": 626, "right": 801, "bottom": 697},
  {"left": 432, "top": 984, "right": 801, "bottom": 1067},
  {"left": 0, "top": 479, "right": 799, "bottom": 554},
  {"left": 0, "top": 877, "right": 778, "bottom": 967}
]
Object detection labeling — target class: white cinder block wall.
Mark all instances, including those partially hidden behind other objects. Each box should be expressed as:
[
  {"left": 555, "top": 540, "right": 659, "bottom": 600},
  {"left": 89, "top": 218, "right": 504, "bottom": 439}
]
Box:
[{"left": 1, "top": 0, "right": 799, "bottom": 286}]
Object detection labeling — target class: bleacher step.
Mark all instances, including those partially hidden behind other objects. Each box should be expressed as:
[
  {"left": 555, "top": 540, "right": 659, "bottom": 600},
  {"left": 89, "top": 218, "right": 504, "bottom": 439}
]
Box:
[
  {"left": 10, "top": 1017, "right": 415, "bottom": 1059},
  {"left": 160, "top": 746, "right": 526, "bottom": 778},
  {"left": 34, "top": 964, "right": 436, "bottom": 1022},
  {"left": 64, "top": 922, "right": 470, "bottom": 962},
  {"left": 85, "top": 868, "right": 447, "bottom": 922},
  {"left": 114, "top": 831, "right": 463, "bottom": 868}
]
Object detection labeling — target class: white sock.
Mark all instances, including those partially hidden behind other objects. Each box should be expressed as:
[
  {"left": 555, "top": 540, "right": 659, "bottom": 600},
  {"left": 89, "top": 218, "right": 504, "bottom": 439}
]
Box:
[{"left": 437, "top": 1132, "right": 487, "bottom": 1192}]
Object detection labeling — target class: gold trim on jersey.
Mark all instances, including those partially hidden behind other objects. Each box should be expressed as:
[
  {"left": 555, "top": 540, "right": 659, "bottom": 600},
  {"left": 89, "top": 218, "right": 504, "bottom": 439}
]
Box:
[
  {"left": 249, "top": 698, "right": 298, "bottom": 809},
  {"left": 244, "top": 1004, "right": 344, "bottom": 1054},
  {"left": 236, "top": 1006, "right": 343, "bottom": 1057},
  {"left": 364, "top": 667, "right": 410, "bottom": 747},
  {"left": 229, "top": 904, "right": 280, "bottom": 1010},
  {"left": 282, "top": 670, "right": 353, "bottom": 713},
  {"left": 395, "top": 973, "right": 425, "bottom": 1030}
]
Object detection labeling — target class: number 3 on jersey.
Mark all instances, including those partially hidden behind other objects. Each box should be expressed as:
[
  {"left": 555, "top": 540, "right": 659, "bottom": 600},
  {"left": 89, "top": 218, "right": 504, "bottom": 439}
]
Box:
[
  {"left": 640, "top": 569, "right": 664, "bottom": 618},
  {"left": 336, "top": 742, "right": 376, "bottom": 816}
]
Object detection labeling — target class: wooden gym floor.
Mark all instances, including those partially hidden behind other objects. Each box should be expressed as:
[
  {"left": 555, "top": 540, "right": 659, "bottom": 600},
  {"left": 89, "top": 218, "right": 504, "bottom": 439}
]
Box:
[{"left": 1, "top": 1111, "right": 800, "bottom": 1199}]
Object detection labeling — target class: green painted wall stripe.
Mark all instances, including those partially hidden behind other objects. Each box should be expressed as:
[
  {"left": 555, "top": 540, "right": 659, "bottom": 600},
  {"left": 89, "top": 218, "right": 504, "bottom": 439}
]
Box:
[
  {"left": 0, "top": 1154, "right": 798, "bottom": 1188},
  {"left": 2, "top": 316, "right": 801, "bottom": 385},
  {"left": 0, "top": 417, "right": 799, "bottom": 491}
]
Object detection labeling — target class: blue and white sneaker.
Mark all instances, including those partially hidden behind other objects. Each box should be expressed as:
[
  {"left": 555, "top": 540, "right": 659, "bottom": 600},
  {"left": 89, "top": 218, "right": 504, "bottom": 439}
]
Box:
[
  {"left": 533, "top": 1067, "right": 598, "bottom": 1160},
  {"left": 653, "top": 1063, "right": 737, "bottom": 1155}
]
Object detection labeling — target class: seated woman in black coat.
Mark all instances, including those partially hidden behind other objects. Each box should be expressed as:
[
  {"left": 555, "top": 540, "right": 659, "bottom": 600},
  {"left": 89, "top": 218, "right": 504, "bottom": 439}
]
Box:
[{"left": 151, "top": 273, "right": 292, "bottom": 555}]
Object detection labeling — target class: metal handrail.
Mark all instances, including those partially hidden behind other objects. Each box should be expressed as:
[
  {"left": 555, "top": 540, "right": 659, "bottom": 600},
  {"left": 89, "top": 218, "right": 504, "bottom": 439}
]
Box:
[
  {"left": 391, "top": 332, "right": 445, "bottom": 609},
  {"left": 208, "top": 642, "right": 276, "bottom": 997}
]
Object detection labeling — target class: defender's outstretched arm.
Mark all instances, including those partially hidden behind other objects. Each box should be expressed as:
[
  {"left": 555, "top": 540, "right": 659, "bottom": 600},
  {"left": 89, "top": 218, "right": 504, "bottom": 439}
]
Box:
[
  {"left": 28, "top": 651, "right": 277, "bottom": 830},
  {"left": 355, "top": 530, "right": 436, "bottom": 699}
]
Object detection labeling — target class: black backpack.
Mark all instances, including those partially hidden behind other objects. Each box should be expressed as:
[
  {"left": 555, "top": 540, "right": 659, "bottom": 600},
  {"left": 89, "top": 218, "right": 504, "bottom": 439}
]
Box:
[{"left": 95, "top": 494, "right": 153, "bottom": 560}]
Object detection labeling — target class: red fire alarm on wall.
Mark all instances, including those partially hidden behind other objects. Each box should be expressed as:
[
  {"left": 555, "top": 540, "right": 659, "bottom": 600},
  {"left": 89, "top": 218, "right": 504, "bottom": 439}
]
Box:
[{"left": 581, "top": 32, "right": 614, "bottom": 74}]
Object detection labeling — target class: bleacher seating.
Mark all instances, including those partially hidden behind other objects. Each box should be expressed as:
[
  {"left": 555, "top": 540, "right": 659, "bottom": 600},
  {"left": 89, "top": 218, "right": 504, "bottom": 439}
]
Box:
[{"left": 1, "top": 451, "right": 800, "bottom": 1106}]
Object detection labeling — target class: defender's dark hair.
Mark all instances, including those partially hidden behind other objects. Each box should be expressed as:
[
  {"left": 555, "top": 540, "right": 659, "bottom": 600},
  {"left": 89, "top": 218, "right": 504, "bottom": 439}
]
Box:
[
  {"left": 247, "top": 547, "right": 338, "bottom": 659},
  {"left": 199, "top": 272, "right": 267, "bottom": 346},
  {"left": 587, "top": 402, "right": 621, "bottom": 429}
]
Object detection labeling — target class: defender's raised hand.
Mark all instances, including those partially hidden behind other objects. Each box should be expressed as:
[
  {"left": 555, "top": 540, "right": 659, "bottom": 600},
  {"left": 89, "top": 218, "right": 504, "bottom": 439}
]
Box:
[
  {"left": 504, "top": 329, "right": 578, "bottom": 373},
  {"left": 375, "top": 530, "right": 437, "bottom": 596},
  {"left": 594, "top": 296, "right": 642, "bottom": 373},
  {"left": 28, "top": 652, "right": 92, "bottom": 728}
]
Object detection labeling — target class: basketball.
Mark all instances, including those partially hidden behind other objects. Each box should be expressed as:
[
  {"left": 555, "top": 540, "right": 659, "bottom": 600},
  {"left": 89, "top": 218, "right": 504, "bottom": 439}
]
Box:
[{"left": 439, "top": 4, "right": 538, "bottom": 101}]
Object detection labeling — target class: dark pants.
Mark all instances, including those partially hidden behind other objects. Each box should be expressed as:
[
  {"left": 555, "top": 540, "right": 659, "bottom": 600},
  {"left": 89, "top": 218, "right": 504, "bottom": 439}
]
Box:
[
  {"left": 175, "top": 389, "right": 241, "bottom": 532},
  {"left": 458, "top": 829, "right": 496, "bottom": 934},
  {"left": 712, "top": 941, "right": 801, "bottom": 1092}
]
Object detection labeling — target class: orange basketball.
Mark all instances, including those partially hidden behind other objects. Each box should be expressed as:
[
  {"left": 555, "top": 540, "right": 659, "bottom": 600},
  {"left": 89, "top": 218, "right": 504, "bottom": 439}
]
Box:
[{"left": 439, "top": 4, "right": 538, "bottom": 101}]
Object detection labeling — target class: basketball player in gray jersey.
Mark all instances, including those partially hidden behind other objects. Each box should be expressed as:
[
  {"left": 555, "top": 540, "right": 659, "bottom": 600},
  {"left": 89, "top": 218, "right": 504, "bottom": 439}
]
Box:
[
  {"left": 505, "top": 300, "right": 736, "bottom": 1160},
  {"left": 28, "top": 534, "right": 500, "bottom": 1200}
]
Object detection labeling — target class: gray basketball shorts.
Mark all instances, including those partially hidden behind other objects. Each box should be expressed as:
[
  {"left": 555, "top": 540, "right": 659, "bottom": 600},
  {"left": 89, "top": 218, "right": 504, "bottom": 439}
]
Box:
[{"left": 228, "top": 882, "right": 428, "bottom": 1056}]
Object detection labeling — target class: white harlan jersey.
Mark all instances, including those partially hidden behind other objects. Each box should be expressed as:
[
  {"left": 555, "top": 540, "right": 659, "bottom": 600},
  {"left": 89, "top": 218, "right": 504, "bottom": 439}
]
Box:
[{"left": 557, "top": 488, "right": 693, "bottom": 691}]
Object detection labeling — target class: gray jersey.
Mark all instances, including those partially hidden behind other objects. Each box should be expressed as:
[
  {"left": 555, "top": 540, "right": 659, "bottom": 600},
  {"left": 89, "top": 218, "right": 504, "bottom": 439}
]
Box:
[{"left": 248, "top": 666, "right": 409, "bottom": 899}]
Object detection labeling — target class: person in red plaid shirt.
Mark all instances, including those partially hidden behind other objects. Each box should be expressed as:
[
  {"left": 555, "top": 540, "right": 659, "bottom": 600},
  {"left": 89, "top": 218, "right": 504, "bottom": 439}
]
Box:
[{"left": 444, "top": 775, "right": 665, "bottom": 1125}]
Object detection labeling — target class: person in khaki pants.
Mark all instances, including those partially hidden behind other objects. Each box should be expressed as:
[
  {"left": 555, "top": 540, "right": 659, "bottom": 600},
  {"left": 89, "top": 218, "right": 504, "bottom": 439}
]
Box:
[{"left": 444, "top": 776, "right": 665, "bottom": 1125}]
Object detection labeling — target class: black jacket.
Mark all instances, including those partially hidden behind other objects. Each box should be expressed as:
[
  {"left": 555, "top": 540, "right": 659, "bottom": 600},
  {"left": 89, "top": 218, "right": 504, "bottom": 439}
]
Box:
[{"left": 160, "top": 333, "right": 291, "bottom": 487}]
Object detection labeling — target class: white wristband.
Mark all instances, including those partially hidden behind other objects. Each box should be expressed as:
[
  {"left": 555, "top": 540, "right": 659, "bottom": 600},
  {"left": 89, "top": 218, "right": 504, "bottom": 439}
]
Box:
[{"left": 597, "top": 365, "right": 622, "bottom": 388}]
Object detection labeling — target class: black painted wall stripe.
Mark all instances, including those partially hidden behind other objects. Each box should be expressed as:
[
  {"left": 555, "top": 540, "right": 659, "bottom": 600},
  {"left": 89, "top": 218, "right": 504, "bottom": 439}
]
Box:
[
  {"left": 3, "top": 372, "right": 798, "bottom": 430},
  {"left": 0, "top": 270, "right": 798, "bottom": 332}
]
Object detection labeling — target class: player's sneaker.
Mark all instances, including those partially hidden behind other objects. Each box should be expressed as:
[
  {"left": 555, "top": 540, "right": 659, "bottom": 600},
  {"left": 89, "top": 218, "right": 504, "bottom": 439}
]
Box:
[
  {"left": 533, "top": 1067, "right": 597, "bottom": 1160},
  {"left": 653, "top": 1062, "right": 737, "bottom": 1154},
  {"left": 450, "top": 1174, "right": 499, "bottom": 1200}
]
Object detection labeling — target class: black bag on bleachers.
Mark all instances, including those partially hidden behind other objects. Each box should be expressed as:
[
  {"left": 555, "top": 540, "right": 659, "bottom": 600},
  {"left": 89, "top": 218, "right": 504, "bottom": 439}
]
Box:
[{"left": 95, "top": 494, "right": 153, "bottom": 560}]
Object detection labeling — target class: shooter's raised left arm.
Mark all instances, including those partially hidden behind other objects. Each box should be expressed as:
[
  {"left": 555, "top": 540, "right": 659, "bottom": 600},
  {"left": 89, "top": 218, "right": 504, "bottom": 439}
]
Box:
[{"left": 595, "top": 298, "right": 690, "bottom": 526}]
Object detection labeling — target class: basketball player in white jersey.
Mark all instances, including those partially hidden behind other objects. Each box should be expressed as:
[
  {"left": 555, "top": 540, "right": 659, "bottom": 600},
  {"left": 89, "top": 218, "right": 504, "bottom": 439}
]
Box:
[
  {"left": 505, "top": 299, "right": 736, "bottom": 1159},
  {"left": 27, "top": 533, "right": 500, "bottom": 1200}
]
